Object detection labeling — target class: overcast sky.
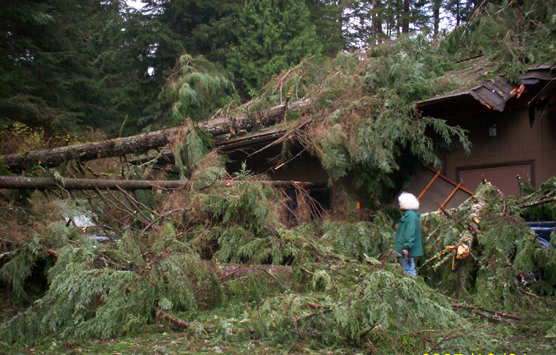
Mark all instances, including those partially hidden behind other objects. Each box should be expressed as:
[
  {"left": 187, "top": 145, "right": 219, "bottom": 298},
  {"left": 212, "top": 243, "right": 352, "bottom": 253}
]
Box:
[{"left": 127, "top": 0, "right": 144, "bottom": 10}]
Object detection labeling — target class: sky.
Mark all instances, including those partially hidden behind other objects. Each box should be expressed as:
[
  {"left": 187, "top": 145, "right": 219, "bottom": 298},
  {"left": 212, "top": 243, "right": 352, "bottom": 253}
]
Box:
[{"left": 127, "top": 0, "right": 145, "bottom": 10}]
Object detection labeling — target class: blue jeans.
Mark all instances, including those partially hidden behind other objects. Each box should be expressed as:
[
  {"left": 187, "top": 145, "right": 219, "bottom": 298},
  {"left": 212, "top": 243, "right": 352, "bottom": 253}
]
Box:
[{"left": 402, "top": 257, "right": 416, "bottom": 277}]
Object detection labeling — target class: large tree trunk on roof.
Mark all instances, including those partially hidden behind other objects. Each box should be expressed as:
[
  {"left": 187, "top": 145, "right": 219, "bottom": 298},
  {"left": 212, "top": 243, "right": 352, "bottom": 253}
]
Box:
[
  {"left": 0, "top": 176, "right": 311, "bottom": 191},
  {"left": 0, "top": 99, "right": 311, "bottom": 173}
]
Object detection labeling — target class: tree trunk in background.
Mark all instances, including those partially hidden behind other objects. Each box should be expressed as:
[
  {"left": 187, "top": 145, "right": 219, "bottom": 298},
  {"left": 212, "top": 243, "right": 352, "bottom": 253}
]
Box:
[
  {"left": 433, "top": 0, "right": 442, "bottom": 36},
  {"left": 456, "top": 0, "right": 461, "bottom": 26},
  {"left": 0, "top": 99, "right": 310, "bottom": 173},
  {"left": 402, "top": 0, "right": 410, "bottom": 33},
  {"left": 371, "top": 0, "right": 383, "bottom": 45}
]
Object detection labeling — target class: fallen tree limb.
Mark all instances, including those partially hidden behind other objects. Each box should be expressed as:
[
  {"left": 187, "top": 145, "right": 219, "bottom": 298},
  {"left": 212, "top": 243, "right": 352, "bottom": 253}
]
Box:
[
  {"left": 0, "top": 99, "right": 311, "bottom": 172},
  {"left": 518, "top": 287, "right": 544, "bottom": 299},
  {"left": 518, "top": 196, "right": 556, "bottom": 208},
  {"left": 42, "top": 248, "right": 294, "bottom": 281},
  {"left": 451, "top": 303, "right": 521, "bottom": 320},
  {"left": 427, "top": 323, "right": 489, "bottom": 354},
  {"left": 154, "top": 307, "right": 190, "bottom": 328},
  {"left": 359, "top": 323, "right": 379, "bottom": 337},
  {"left": 471, "top": 310, "right": 518, "bottom": 327},
  {"left": 213, "top": 264, "right": 292, "bottom": 280},
  {"left": 0, "top": 176, "right": 312, "bottom": 191},
  {"left": 435, "top": 201, "right": 481, "bottom": 235}
]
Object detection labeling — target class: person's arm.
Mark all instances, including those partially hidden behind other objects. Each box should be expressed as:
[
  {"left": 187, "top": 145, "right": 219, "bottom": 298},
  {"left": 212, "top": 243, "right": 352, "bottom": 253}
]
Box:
[{"left": 402, "top": 213, "right": 417, "bottom": 252}]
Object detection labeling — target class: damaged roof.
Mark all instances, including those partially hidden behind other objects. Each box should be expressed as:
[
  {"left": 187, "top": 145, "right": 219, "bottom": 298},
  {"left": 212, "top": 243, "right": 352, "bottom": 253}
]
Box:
[{"left": 416, "top": 62, "right": 556, "bottom": 115}]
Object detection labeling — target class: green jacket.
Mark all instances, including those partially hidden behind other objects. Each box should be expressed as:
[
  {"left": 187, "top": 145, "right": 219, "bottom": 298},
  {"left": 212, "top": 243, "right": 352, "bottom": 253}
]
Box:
[{"left": 394, "top": 209, "right": 423, "bottom": 257}]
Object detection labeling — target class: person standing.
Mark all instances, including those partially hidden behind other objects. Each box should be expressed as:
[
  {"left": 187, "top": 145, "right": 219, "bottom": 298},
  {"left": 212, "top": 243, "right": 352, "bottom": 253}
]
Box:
[{"left": 394, "top": 192, "right": 423, "bottom": 277}]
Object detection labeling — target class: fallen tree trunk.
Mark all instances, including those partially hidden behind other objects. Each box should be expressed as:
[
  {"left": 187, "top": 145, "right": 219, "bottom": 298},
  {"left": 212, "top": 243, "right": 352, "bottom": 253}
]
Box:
[
  {"left": 0, "top": 99, "right": 311, "bottom": 173},
  {"left": 0, "top": 176, "right": 311, "bottom": 191}
]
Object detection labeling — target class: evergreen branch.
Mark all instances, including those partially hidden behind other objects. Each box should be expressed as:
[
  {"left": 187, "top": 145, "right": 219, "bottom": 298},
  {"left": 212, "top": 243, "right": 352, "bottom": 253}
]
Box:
[
  {"left": 518, "top": 196, "right": 556, "bottom": 208},
  {"left": 85, "top": 190, "right": 128, "bottom": 229},
  {"left": 378, "top": 249, "right": 397, "bottom": 270},
  {"left": 435, "top": 201, "right": 481, "bottom": 235},
  {"left": 141, "top": 208, "right": 195, "bottom": 234},
  {"left": 116, "top": 186, "right": 157, "bottom": 218},
  {"left": 217, "top": 268, "right": 245, "bottom": 281},
  {"left": 55, "top": 183, "right": 72, "bottom": 200},
  {"left": 0, "top": 250, "right": 19, "bottom": 260},
  {"left": 459, "top": 0, "right": 489, "bottom": 44},
  {"left": 517, "top": 287, "right": 544, "bottom": 300},
  {"left": 311, "top": 264, "right": 345, "bottom": 276},
  {"left": 246, "top": 115, "right": 311, "bottom": 158},
  {"left": 451, "top": 304, "right": 521, "bottom": 320},
  {"left": 154, "top": 307, "right": 190, "bottom": 328},
  {"left": 122, "top": 301, "right": 147, "bottom": 310},
  {"left": 418, "top": 248, "right": 452, "bottom": 270},
  {"left": 494, "top": 187, "right": 506, "bottom": 215},
  {"left": 99, "top": 254, "right": 137, "bottom": 272},
  {"left": 471, "top": 310, "right": 517, "bottom": 327},
  {"left": 105, "top": 189, "right": 150, "bottom": 225},
  {"left": 427, "top": 323, "right": 489, "bottom": 353},
  {"left": 359, "top": 322, "right": 379, "bottom": 337}
]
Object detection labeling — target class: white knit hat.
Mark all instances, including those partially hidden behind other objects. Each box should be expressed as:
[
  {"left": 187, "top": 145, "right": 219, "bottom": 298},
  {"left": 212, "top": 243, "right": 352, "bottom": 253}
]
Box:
[{"left": 398, "top": 192, "right": 419, "bottom": 210}]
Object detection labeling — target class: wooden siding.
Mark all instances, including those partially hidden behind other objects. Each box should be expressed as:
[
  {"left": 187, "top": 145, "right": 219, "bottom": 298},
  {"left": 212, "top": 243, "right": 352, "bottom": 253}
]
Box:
[{"left": 445, "top": 104, "right": 556, "bottom": 193}]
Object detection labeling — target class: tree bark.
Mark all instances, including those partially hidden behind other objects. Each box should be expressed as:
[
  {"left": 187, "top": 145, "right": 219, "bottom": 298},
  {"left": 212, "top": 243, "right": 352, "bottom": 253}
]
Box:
[
  {"left": 518, "top": 196, "right": 556, "bottom": 208},
  {"left": 0, "top": 99, "right": 311, "bottom": 173},
  {"left": 371, "top": 0, "right": 383, "bottom": 45},
  {"left": 433, "top": 0, "right": 441, "bottom": 36},
  {"left": 402, "top": 0, "right": 410, "bottom": 33},
  {"left": 0, "top": 176, "right": 312, "bottom": 191}
]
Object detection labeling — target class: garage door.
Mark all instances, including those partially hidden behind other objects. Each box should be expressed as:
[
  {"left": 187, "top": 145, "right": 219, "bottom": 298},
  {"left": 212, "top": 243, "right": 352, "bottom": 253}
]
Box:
[{"left": 458, "top": 163, "right": 532, "bottom": 196}]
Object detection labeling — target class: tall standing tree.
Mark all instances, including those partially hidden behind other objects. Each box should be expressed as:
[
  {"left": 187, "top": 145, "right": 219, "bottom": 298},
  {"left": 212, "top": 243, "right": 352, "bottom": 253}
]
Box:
[
  {"left": 370, "top": 0, "right": 385, "bottom": 45},
  {"left": 305, "top": 0, "right": 345, "bottom": 55},
  {"left": 402, "top": 0, "right": 410, "bottom": 33},
  {"left": 432, "top": 0, "right": 443, "bottom": 36},
  {"left": 0, "top": 0, "right": 130, "bottom": 133},
  {"left": 125, "top": 0, "right": 242, "bottom": 132},
  {"left": 227, "top": 0, "right": 322, "bottom": 95},
  {"left": 445, "top": 0, "right": 476, "bottom": 27},
  {"left": 343, "top": 0, "right": 374, "bottom": 49}
]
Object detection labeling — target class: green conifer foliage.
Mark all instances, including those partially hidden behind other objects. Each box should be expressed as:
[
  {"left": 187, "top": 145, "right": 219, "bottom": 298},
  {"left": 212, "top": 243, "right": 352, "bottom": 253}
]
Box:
[
  {"left": 227, "top": 0, "right": 323, "bottom": 95},
  {"left": 159, "top": 54, "right": 237, "bottom": 125},
  {"left": 321, "top": 213, "right": 395, "bottom": 261},
  {"left": 305, "top": 0, "right": 345, "bottom": 54},
  {"left": 0, "top": 225, "right": 222, "bottom": 344},
  {"left": 0, "top": 0, "right": 131, "bottom": 133},
  {"left": 448, "top": 0, "right": 556, "bottom": 82},
  {"left": 3, "top": 176, "right": 555, "bottom": 351},
  {"left": 253, "top": 35, "right": 470, "bottom": 202},
  {"left": 420, "top": 183, "right": 556, "bottom": 309},
  {"left": 519, "top": 177, "right": 556, "bottom": 222}
]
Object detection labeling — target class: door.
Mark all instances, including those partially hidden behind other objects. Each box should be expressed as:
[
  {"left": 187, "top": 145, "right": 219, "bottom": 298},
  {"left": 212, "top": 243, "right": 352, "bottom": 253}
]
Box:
[{"left": 458, "top": 163, "right": 533, "bottom": 196}]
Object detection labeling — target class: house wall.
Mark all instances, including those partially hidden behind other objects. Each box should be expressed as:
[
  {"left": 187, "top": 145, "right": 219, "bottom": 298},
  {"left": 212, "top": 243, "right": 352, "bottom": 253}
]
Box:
[{"left": 445, "top": 104, "right": 556, "bottom": 194}]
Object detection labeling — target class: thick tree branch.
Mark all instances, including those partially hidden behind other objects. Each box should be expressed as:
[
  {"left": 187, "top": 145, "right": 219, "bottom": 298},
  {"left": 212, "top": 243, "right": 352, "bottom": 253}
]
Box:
[
  {"left": 0, "top": 176, "right": 311, "bottom": 191},
  {"left": 518, "top": 196, "right": 556, "bottom": 208},
  {"left": 0, "top": 99, "right": 310, "bottom": 172}
]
